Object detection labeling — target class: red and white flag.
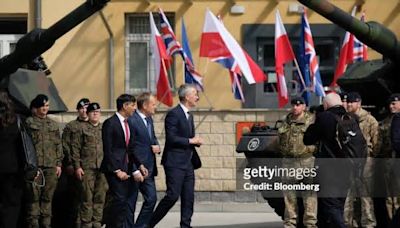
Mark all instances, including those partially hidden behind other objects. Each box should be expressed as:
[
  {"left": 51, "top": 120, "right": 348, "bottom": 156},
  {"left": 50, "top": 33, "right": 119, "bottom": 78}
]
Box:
[
  {"left": 331, "top": 7, "right": 358, "bottom": 87},
  {"left": 200, "top": 9, "right": 266, "bottom": 84},
  {"left": 275, "top": 10, "right": 296, "bottom": 108},
  {"left": 149, "top": 12, "right": 173, "bottom": 107}
]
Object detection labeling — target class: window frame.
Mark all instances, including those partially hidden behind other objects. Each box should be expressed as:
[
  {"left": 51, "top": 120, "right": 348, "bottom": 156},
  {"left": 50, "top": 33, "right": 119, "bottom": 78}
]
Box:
[{"left": 125, "top": 12, "right": 176, "bottom": 95}]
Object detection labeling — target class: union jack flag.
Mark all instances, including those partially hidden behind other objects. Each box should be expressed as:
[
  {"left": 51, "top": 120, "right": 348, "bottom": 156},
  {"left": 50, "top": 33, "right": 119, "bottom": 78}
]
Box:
[
  {"left": 302, "top": 9, "right": 325, "bottom": 97},
  {"left": 212, "top": 56, "right": 245, "bottom": 102},
  {"left": 353, "top": 12, "right": 368, "bottom": 62},
  {"left": 159, "top": 8, "right": 182, "bottom": 57},
  {"left": 181, "top": 18, "right": 204, "bottom": 91}
]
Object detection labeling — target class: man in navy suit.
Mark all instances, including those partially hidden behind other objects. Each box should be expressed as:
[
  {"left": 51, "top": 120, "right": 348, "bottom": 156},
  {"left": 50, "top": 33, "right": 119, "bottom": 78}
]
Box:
[
  {"left": 128, "top": 92, "right": 160, "bottom": 228},
  {"left": 101, "top": 94, "right": 148, "bottom": 228},
  {"left": 149, "top": 84, "right": 203, "bottom": 228}
]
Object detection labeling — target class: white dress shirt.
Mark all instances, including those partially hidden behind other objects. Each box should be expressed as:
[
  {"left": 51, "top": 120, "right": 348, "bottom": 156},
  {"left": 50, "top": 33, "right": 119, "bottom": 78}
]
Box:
[
  {"left": 116, "top": 112, "right": 129, "bottom": 140},
  {"left": 137, "top": 110, "right": 148, "bottom": 127},
  {"left": 115, "top": 112, "right": 140, "bottom": 175},
  {"left": 179, "top": 103, "right": 190, "bottom": 119}
]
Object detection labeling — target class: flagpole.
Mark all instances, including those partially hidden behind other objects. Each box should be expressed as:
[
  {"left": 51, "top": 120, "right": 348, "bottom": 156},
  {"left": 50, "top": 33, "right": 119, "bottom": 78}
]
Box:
[
  {"left": 202, "top": 57, "right": 210, "bottom": 76},
  {"left": 292, "top": 58, "right": 307, "bottom": 91},
  {"left": 182, "top": 58, "right": 185, "bottom": 84}
]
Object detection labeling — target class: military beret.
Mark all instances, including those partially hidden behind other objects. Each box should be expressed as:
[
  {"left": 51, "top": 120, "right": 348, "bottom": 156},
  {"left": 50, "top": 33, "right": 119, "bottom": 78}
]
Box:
[
  {"left": 347, "top": 92, "right": 362, "bottom": 103},
  {"left": 389, "top": 93, "right": 400, "bottom": 103},
  {"left": 30, "top": 94, "right": 48, "bottom": 109},
  {"left": 339, "top": 92, "right": 348, "bottom": 102},
  {"left": 87, "top": 102, "right": 101, "bottom": 113},
  {"left": 76, "top": 98, "right": 90, "bottom": 109},
  {"left": 291, "top": 96, "right": 305, "bottom": 105}
]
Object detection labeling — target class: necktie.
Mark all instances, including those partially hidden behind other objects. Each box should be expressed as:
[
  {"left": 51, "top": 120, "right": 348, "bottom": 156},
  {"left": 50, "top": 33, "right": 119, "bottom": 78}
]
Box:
[
  {"left": 124, "top": 119, "right": 130, "bottom": 147},
  {"left": 187, "top": 111, "right": 193, "bottom": 137},
  {"left": 124, "top": 119, "right": 130, "bottom": 163},
  {"left": 145, "top": 117, "right": 152, "bottom": 139}
]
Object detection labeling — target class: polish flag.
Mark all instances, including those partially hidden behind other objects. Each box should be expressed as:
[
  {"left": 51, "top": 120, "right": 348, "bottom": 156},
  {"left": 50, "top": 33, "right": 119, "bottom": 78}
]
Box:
[
  {"left": 275, "top": 10, "right": 296, "bottom": 108},
  {"left": 200, "top": 9, "right": 266, "bottom": 84},
  {"left": 331, "top": 7, "right": 357, "bottom": 87},
  {"left": 149, "top": 12, "right": 173, "bottom": 107}
]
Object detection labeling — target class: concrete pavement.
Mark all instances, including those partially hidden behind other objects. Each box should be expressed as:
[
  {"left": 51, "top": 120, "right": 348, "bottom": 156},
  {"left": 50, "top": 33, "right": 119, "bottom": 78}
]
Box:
[{"left": 135, "top": 202, "right": 283, "bottom": 228}]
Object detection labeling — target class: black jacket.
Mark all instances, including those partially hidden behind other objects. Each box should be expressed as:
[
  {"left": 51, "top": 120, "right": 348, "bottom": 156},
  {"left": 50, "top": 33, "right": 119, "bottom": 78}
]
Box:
[
  {"left": 391, "top": 113, "right": 400, "bottom": 158},
  {"left": 100, "top": 114, "right": 142, "bottom": 173},
  {"left": 0, "top": 120, "right": 24, "bottom": 173},
  {"left": 161, "top": 105, "right": 201, "bottom": 169},
  {"left": 128, "top": 111, "right": 159, "bottom": 177},
  {"left": 304, "top": 105, "right": 347, "bottom": 158}
]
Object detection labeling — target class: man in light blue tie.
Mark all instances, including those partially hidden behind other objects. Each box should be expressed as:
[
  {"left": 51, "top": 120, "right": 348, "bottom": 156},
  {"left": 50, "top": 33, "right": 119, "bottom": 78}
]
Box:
[{"left": 128, "top": 92, "right": 160, "bottom": 228}]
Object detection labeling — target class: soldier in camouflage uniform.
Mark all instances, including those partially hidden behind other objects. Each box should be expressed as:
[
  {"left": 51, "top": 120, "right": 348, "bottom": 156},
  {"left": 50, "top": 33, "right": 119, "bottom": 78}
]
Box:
[
  {"left": 344, "top": 92, "right": 379, "bottom": 228},
  {"left": 62, "top": 98, "right": 90, "bottom": 228},
  {"left": 26, "top": 94, "right": 63, "bottom": 228},
  {"left": 71, "top": 103, "right": 108, "bottom": 228},
  {"left": 278, "top": 97, "right": 317, "bottom": 228},
  {"left": 381, "top": 94, "right": 400, "bottom": 219}
]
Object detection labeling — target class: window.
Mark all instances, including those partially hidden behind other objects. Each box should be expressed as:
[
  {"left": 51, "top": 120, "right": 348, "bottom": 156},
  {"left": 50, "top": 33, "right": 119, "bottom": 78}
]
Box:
[
  {"left": 243, "top": 23, "right": 344, "bottom": 108},
  {"left": 0, "top": 35, "right": 22, "bottom": 57},
  {"left": 125, "top": 13, "right": 176, "bottom": 95},
  {"left": 0, "top": 18, "right": 26, "bottom": 57}
]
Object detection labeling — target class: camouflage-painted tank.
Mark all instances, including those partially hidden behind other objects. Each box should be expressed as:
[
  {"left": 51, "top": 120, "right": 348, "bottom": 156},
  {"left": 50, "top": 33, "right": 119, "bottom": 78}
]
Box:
[
  {"left": 298, "top": 0, "right": 400, "bottom": 116},
  {"left": 0, "top": 0, "right": 110, "bottom": 114}
]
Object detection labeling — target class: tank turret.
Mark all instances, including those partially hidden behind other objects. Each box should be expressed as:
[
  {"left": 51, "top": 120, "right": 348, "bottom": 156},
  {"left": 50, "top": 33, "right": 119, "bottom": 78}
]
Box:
[
  {"left": 298, "top": 0, "right": 400, "bottom": 113},
  {"left": 0, "top": 0, "right": 110, "bottom": 113}
]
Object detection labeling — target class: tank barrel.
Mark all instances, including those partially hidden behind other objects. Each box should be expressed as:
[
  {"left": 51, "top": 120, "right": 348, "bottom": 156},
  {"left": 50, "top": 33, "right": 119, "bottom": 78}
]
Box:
[
  {"left": 43, "top": 0, "right": 109, "bottom": 42},
  {"left": 0, "top": 0, "right": 110, "bottom": 78},
  {"left": 298, "top": 0, "right": 400, "bottom": 62}
]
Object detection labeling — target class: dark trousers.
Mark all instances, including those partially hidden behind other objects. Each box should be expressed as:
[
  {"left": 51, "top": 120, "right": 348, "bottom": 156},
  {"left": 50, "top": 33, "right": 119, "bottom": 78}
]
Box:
[
  {"left": 318, "top": 197, "right": 347, "bottom": 228},
  {"left": 0, "top": 173, "right": 24, "bottom": 228},
  {"left": 104, "top": 173, "right": 138, "bottom": 228},
  {"left": 52, "top": 171, "right": 82, "bottom": 228},
  {"left": 134, "top": 177, "right": 157, "bottom": 228},
  {"left": 150, "top": 166, "right": 194, "bottom": 228}
]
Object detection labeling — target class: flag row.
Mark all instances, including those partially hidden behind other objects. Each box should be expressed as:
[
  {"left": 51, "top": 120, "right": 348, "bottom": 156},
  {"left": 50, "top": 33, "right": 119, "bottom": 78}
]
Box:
[{"left": 150, "top": 7, "right": 367, "bottom": 107}]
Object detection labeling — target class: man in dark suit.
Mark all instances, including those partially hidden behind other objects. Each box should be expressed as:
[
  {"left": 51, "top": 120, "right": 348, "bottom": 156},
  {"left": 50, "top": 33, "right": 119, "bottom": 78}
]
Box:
[
  {"left": 150, "top": 84, "right": 203, "bottom": 228},
  {"left": 128, "top": 92, "right": 160, "bottom": 228},
  {"left": 101, "top": 94, "right": 148, "bottom": 228}
]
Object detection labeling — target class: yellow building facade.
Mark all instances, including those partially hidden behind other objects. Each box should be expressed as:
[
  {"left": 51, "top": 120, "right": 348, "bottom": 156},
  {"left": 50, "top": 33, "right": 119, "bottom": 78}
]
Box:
[{"left": 0, "top": 0, "right": 399, "bottom": 110}]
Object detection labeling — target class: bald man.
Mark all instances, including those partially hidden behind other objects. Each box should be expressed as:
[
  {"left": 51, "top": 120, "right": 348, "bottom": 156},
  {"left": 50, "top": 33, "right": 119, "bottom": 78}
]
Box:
[{"left": 304, "top": 93, "right": 351, "bottom": 228}]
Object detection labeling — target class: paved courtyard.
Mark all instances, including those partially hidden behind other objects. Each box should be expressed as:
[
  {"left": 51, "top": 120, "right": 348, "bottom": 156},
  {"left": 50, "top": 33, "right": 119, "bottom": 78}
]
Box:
[{"left": 136, "top": 202, "right": 283, "bottom": 228}]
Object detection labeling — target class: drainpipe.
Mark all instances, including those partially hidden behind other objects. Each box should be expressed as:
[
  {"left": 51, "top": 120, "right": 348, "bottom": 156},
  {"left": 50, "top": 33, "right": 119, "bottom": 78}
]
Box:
[
  {"left": 99, "top": 10, "right": 114, "bottom": 109},
  {"left": 35, "top": 0, "right": 42, "bottom": 28}
]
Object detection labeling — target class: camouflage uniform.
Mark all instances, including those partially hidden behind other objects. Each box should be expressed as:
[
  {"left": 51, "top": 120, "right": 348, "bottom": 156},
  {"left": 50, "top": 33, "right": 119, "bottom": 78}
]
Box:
[
  {"left": 62, "top": 118, "right": 87, "bottom": 228},
  {"left": 278, "top": 112, "right": 317, "bottom": 228},
  {"left": 71, "top": 122, "right": 107, "bottom": 228},
  {"left": 380, "top": 115, "right": 400, "bottom": 219},
  {"left": 25, "top": 116, "right": 63, "bottom": 228},
  {"left": 344, "top": 108, "right": 379, "bottom": 228}
]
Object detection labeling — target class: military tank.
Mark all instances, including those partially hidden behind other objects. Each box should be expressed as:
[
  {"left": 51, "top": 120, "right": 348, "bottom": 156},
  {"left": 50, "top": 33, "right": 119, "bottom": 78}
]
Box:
[
  {"left": 297, "top": 0, "right": 400, "bottom": 117},
  {"left": 1, "top": 1, "right": 111, "bottom": 227},
  {"left": 0, "top": 0, "right": 110, "bottom": 114}
]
